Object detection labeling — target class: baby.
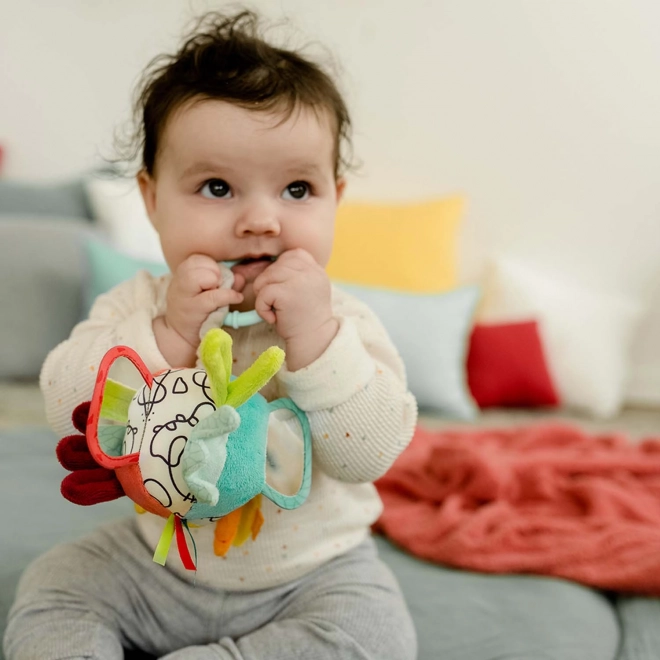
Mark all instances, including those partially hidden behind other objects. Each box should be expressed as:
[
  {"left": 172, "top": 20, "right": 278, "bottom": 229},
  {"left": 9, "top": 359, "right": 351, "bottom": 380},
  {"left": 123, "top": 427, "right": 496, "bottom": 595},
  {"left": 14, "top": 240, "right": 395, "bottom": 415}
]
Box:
[{"left": 4, "top": 10, "right": 418, "bottom": 660}]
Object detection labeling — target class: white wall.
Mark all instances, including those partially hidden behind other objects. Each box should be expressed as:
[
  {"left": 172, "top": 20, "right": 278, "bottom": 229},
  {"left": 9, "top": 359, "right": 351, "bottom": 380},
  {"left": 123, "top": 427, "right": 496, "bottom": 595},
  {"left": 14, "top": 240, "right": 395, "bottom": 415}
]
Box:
[{"left": 2, "top": 0, "right": 659, "bottom": 403}]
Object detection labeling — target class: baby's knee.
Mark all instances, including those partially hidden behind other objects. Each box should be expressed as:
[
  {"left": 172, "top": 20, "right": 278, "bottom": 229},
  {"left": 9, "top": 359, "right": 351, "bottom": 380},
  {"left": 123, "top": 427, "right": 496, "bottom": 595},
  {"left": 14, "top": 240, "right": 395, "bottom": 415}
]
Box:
[
  {"left": 15, "top": 530, "right": 122, "bottom": 601},
  {"left": 343, "top": 589, "right": 417, "bottom": 660},
  {"left": 4, "top": 611, "right": 123, "bottom": 660},
  {"left": 304, "top": 615, "right": 417, "bottom": 660},
  {"left": 376, "top": 613, "right": 417, "bottom": 660},
  {"left": 5, "top": 552, "right": 124, "bottom": 660},
  {"left": 14, "top": 544, "right": 74, "bottom": 595},
  {"left": 5, "top": 542, "right": 122, "bottom": 660}
]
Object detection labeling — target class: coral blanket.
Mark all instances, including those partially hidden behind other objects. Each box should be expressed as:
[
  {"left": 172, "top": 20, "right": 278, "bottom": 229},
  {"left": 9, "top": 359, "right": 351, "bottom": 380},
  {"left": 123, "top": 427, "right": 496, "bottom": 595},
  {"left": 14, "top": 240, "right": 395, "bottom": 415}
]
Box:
[{"left": 374, "top": 423, "right": 660, "bottom": 595}]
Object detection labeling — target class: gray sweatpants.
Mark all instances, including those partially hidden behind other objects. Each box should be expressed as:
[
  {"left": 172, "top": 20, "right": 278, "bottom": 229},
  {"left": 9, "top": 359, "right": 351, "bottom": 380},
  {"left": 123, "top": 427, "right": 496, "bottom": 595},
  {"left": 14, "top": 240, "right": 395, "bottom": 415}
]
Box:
[{"left": 3, "top": 518, "right": 416, "bottom": 660}]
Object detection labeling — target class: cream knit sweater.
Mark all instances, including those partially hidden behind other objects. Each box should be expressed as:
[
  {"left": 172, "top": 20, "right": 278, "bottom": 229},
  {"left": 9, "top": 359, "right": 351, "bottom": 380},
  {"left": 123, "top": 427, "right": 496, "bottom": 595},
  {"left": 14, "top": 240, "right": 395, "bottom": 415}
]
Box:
[{"left": 41, "top": 271, "right": 417, "bottom": 590}]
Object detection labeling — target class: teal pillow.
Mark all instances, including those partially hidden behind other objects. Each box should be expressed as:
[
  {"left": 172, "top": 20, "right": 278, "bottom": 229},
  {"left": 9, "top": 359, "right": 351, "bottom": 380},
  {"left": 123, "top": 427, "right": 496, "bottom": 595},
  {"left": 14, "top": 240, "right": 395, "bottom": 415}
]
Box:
[
  {"left": 84, "top": 238, "right": 169, "bottom": 312},
  {"left": 334, "top": 283, "right": 480, "bottom": 419}
]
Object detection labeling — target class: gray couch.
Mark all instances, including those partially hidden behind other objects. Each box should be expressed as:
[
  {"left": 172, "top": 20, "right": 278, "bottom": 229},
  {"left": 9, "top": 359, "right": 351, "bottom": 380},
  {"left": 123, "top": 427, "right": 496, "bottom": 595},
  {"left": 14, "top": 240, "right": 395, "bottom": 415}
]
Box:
[{"left": 0, "top": 177, "right": 95, "bottom": 381}]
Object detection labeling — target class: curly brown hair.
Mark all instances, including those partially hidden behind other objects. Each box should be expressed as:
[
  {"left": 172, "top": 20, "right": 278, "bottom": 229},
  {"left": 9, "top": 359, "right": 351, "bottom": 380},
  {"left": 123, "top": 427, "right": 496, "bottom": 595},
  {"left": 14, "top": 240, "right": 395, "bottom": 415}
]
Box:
[{"left": 127, "top": 10, "right": 352, "bottom": 179}]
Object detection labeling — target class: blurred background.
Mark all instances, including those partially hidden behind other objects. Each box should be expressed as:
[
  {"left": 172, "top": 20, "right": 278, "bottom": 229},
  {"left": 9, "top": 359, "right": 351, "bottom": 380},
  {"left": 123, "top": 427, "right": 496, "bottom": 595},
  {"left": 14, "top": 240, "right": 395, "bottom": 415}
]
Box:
[
  {"left": 2, "top": 4, "right": 660, "bottom": 657},
  {"left": 1, "top": 0, "right": 659, "bottom": 406}
]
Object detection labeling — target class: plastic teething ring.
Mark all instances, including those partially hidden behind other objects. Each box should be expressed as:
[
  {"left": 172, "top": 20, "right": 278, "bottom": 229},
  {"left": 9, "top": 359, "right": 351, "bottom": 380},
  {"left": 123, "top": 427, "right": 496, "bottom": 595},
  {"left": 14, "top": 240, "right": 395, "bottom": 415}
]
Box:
[
  {"left": 220, "top": 259, "right": 274, "bottom": 328},
  {"left": 223, "top": 309, "right": 263, "bottom": 329}
]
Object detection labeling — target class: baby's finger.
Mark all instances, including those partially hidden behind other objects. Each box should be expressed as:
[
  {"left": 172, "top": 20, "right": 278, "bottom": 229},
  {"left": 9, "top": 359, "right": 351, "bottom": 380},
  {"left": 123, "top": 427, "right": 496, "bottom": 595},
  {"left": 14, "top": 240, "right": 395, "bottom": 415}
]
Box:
[
  {"left": 180, "top": 266, "right": 221, "bottom": 293},
  {"left": 231, "top": 272, "right": 247, "bottom": 292},
  {"left": 198, "top": 286, "right": 244, "bottom": 313},
  {"left": 275, "top": 248, "right": 316, "bottom": 269},
  {"left": 254, "top": 285, "right": 278, "bottom": 324},
  {"left": 181, "top": 254, "right": 221, "bottom": 272},
  {"left": 252, "top": 262, "right": 289, "bottom": 295}
]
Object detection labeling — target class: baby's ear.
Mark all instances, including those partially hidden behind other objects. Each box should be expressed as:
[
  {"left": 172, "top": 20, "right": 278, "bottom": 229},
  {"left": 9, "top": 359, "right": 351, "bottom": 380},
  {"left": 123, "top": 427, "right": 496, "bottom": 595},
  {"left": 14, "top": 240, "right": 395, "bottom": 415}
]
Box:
[
  {"left": 335, "top": 177, "right": 346, "bottom": 203},
  {"left": 137, "top": 169, "right": 158, "bottom": 226}
]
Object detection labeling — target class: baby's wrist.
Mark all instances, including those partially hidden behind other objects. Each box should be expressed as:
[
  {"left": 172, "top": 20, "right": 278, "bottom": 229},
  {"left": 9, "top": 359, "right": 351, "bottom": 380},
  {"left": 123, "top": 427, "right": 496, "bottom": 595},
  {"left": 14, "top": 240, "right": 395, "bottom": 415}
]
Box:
[
  {"left": 153, "top": 316, "right": 199, "bottom": 368},
  {"left": 284, "top": 317, "right": 339, "bottom": 372}
]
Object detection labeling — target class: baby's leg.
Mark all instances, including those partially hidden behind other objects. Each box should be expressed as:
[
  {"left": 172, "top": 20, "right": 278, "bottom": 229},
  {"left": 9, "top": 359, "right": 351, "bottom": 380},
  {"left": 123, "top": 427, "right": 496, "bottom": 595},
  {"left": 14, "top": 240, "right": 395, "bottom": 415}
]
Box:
[
  {"left": 161, "top": 536, "right": 417, "bottom": 660},
  {"left": 4, "top": 518, "right": 183, "bottom": 660},
  {"left": 161, "top": 536, "right": 621, "bottom": 660}
]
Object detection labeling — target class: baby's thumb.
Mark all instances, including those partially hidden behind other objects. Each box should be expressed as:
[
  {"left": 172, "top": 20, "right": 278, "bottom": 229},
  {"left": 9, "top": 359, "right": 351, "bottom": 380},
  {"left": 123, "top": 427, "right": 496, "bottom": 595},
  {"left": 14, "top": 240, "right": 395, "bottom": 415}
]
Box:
[
  {"left": 231, "top": 272, "right": 246, "bottom": 292},
  {"left": 198, "top": 287, "right": 242, "bottom": 339}
]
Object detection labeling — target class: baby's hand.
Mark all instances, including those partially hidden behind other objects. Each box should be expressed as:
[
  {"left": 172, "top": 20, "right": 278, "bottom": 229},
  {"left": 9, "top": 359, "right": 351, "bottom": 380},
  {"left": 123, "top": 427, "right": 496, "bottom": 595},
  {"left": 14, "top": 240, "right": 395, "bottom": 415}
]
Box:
[
  {"left": 163, "top": 254, "right": 244, "bottom": 350},
  {"left": 252, "top": 249, "right": 338, "bottom": 370}
]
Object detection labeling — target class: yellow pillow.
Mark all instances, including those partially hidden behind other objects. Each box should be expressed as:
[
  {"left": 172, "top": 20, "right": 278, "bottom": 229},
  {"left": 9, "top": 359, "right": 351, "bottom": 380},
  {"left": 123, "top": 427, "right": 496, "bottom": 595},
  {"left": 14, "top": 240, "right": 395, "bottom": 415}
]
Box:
[{"left": 326, "top": 196, "right": 464, "bottom": 292}]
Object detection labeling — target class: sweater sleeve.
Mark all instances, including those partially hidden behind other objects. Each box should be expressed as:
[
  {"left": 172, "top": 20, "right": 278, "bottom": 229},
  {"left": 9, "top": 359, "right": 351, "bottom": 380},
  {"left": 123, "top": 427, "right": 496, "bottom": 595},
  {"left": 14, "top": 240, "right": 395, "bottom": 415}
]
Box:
[
  {"left": 40, "top": 271, "right": 171, "bottom": 439},
  {"left": 275, "top": 286, "right": 418, "bottom": 484}
]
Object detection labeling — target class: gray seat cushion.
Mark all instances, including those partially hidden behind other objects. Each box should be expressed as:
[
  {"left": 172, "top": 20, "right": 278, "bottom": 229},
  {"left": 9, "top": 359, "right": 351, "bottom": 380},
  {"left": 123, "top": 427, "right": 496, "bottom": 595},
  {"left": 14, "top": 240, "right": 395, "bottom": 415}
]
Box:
[{"left": 0, "top": 426, "right": 631, "bottom": 660}]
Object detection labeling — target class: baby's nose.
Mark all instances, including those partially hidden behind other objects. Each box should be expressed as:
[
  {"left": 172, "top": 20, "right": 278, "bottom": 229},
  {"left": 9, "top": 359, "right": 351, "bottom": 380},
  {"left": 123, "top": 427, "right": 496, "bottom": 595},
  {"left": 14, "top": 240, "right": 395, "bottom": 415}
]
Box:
[{"left": 236, "top": 203, "right": 280, "bottom": 235}]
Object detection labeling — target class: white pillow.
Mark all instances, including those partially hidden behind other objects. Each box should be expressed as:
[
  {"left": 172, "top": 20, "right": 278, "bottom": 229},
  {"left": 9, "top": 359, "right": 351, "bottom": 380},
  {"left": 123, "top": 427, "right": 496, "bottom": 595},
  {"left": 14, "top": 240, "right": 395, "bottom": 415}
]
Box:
[
  {"left": 85, "top": 176, "right": 165, "bottom": 263},
  {"left": 479, "top": 258, "right": 645, "bottom": 418}
]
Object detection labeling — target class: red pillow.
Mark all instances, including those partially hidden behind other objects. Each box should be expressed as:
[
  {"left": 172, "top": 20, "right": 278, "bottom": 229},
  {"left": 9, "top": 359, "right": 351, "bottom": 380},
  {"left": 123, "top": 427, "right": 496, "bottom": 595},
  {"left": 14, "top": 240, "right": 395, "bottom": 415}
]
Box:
[{"left": 467, "top": 320, "right": 560, "bottom": 408}]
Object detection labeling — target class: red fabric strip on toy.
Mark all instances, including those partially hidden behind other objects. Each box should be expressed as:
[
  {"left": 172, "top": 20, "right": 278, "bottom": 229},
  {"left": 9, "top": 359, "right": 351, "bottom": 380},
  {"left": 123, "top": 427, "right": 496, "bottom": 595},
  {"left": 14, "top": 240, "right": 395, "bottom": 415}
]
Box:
[
  {"left": 467, "top": 321, "right": 560, "bottom": 408},
  {"left": 174, "top": 517, "right": 197, "bottom": 571},
  {"left": 374, "top": 424, "right": 660, "bottom": 596}
]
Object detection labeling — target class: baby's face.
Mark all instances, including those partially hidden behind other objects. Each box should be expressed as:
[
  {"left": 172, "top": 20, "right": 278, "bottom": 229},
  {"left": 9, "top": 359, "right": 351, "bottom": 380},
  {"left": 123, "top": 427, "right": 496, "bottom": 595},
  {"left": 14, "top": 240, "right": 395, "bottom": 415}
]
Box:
[{"left": 139, "top": 99, "right": 344, "bottom": 311}]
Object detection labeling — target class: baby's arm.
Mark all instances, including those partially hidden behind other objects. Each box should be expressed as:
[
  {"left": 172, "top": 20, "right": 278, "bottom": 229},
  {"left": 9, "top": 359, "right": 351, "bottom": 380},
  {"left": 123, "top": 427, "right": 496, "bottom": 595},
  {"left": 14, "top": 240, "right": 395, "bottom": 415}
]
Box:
[
  {"left": 40, "top": 271, "right": 171, "bottom": 439},
  {"left": 276, "top": 289, "right": 418, "bottom": 483},
  {"left": 42, "top": 255, "right": 243, "bottom": 439}
]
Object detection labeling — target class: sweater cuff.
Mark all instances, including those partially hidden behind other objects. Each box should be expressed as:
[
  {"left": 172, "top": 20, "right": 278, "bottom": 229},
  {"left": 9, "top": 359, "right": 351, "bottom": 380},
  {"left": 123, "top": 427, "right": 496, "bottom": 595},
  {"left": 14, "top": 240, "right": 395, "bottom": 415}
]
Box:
[
  {"left": 115, "top": 307, "right": 171, "bottom": 374},
  {"left": 276, "top": 316, "right": 376, "bottom": 411}
]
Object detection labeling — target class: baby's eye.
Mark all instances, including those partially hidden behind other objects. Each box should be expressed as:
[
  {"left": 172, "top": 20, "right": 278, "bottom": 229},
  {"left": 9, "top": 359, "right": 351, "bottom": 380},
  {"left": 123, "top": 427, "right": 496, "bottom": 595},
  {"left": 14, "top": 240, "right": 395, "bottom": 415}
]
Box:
[
  {"left": 200, "top": 179, "right": 232, "bottom": 199},
  {"left": 282, "top": 181, "right": 310, "bottom": 201}
]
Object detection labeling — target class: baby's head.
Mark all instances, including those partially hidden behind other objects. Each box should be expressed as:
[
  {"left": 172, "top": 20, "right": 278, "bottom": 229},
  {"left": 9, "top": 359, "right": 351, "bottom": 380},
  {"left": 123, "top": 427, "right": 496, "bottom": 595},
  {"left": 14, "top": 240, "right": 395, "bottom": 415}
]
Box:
[{"left": 133, "top": 10, "right": 351, "bottom": 307}]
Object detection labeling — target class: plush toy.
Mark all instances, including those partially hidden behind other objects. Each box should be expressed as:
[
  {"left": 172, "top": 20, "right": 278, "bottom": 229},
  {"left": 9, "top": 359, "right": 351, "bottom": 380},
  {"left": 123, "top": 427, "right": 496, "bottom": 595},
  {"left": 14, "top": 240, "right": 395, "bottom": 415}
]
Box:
[{"left": 56, "top": 328, "right": 312, "bottom": 571}]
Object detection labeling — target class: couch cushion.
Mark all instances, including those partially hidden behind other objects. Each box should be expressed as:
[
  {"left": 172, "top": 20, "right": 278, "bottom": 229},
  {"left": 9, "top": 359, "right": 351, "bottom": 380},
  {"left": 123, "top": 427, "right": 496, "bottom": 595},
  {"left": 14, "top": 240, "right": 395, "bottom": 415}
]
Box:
[
  {"left": 0, "top": 178, "right": 92, "bottom": 219},
  {"left": 326, "top": 196, "right": 464, "bottom": 293},
  {"left": 335, "top": 283, "right": 480, "bottom": 418},
  {"left": 0, "top": 217, "right": 95, "bottom": 379}
]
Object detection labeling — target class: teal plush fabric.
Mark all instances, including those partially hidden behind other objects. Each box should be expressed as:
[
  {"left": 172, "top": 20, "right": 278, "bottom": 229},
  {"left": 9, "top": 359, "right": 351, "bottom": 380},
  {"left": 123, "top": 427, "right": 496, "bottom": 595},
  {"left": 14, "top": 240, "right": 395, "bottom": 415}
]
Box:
[
  {"left": 184, "top": 396, "right": 312, "bottom": 520},
  {"left": 83, "top": 238, "right": 169, "bottom": 312},
  {"left": 186, "top": 395, "right": 269, "bottom": 520},
  {"left": 182, "top": 405, "right": 239, "bottom": 506},
  {"left": 334, "top": 283, "right": 480, "bottom": 419}
]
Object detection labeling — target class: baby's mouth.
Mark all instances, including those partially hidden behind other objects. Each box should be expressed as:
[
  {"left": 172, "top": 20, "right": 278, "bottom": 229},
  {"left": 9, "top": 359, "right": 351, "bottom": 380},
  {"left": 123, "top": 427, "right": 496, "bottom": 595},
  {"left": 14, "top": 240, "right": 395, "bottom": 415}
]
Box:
[
  {"left": 223, "top": 255, "right": 277, "bottom": 269},
  {"left": 223, "top": 255, "right": 277, "bottom": 282}
]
